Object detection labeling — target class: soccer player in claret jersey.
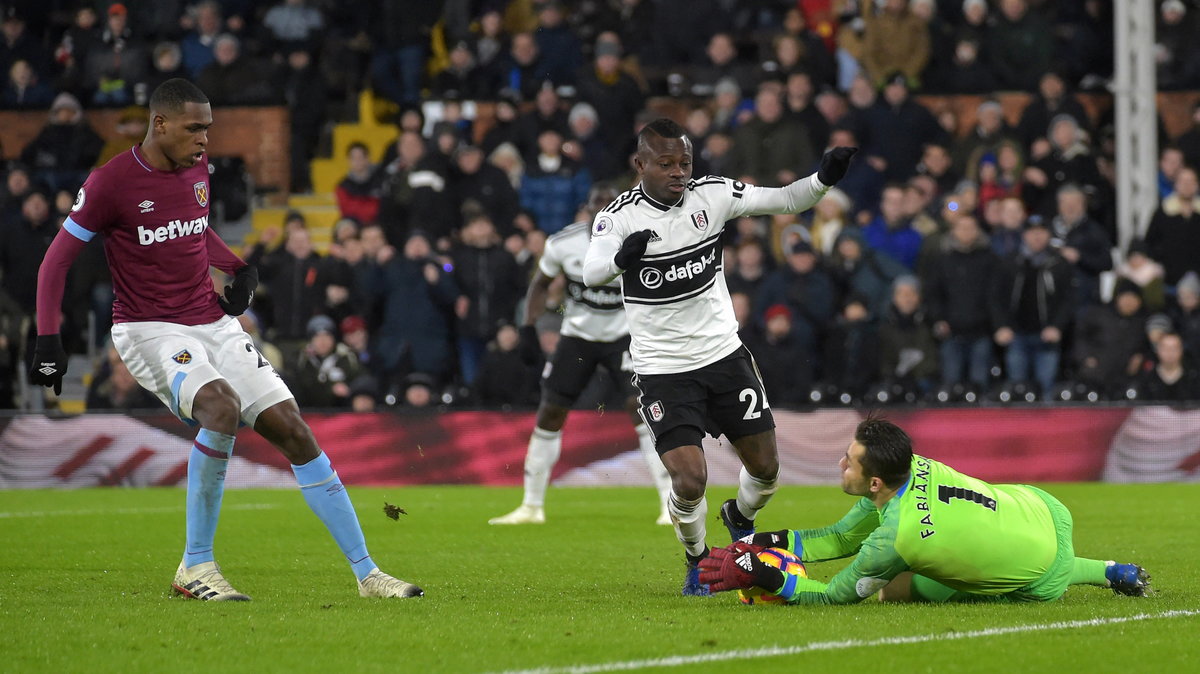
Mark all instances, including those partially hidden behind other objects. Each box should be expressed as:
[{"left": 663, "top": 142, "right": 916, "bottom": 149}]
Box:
[
  {"left": 582, "top": 117, "right": 858, "bottom": 595},
  {"left": 489, "top": 184, "right": 674, "bottom": 526},
  {"left": 699, "top": 415, "right": 1151, "bottom": 604},
  {"left": 29, "top": 79, "right": 421, "bottom": 601}
]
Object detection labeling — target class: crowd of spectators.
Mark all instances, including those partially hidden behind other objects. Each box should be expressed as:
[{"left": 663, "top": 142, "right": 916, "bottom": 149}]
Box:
[{"left": 2, "top": 1, "right": 1200, "bottom": 411}]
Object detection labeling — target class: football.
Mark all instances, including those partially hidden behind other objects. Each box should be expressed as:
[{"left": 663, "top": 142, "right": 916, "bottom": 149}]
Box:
[{"left": 737, "top": 547, "right": 807, "bottom": 605}]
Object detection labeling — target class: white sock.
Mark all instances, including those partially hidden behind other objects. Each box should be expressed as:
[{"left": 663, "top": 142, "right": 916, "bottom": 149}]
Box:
[
  {"left": 522, "top": 427, "right": 562, "bottom": 507},
  {"left": 636, "top": 424, "right": 671, "bottom": 513},
  {"left": 735, "top": 466, "right": 778, "bottom": 522},
  {"left": 669, "top": 491, "right": 708, "bottom": 558}
]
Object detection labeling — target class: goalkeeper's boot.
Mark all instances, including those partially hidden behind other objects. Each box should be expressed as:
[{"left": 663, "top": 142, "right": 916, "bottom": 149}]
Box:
[
  {"left": 682, "top": 549, "right": 712, "bottom": 597},
  {"left": 488, "top": 504, "right": 545, "bottom": 525},
  {"left": 358, "top": 568, "right": 424, "bottom": 598},
  {"left": 1105, "top": 562, "right": 1151, "bottom": 597},
  {"left": 172, "top": 561, "right": 251, "bottom": 601},
  {"left": 718, "top": 498, "right": 755, "bottom": 542}
]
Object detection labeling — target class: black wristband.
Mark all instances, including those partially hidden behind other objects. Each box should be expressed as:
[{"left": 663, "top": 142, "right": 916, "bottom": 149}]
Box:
[{"left": 754, "top": 564, "right": 786, "bottom": 593}]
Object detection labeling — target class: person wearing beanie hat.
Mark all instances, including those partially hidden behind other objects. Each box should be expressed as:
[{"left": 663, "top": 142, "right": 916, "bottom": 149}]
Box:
[
  {"left": 992, "top": 211, "right": 1074, "bottom": 396},
  {"left": 293, "top": 312, "right": 366, "bottom": 411},
  {"left": 1170, "top": 270, "right": 1200, "bottom": 364},
  {"left": 1073, "top": 274, "right": 1149, "bottom": 394},
  {"left": 877, "top": 273, "right": 939, "bottom": 393},
  {"left": 1145, "top": 313, "right": 1174, "bottom": 345},
  {"left": 1177, "top": 270, "right": 1200, "bottom": 298},
  {"left": 740, "top": 299, "right": 809, "bottom": 407},
  {"left": 764, "top": 303, "right": 792, "bottom": 323},
  {"left": 18, "top": 89, "right": 103, "bottom": 192},
  {"left": 305, "top": 314, "right": 337, "bottom": 338}
]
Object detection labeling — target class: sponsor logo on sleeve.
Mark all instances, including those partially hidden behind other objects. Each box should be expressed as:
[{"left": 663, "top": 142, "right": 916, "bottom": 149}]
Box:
[{"left": 592, "top": 216, "right": 613, "bottom": 236}]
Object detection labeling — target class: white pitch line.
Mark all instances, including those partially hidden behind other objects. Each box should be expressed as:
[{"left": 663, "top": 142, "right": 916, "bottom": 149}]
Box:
[
  {"left": 494, "top": 609, "right": 1200, "bottom": 674},
  {"left": 0, "top": 503, "right": 280, "bottom": 518}
]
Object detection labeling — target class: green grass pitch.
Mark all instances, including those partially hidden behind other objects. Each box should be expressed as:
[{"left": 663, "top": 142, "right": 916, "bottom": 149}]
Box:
[{"left": 1, "top": 483, "right": 1197, "bottom": 673}]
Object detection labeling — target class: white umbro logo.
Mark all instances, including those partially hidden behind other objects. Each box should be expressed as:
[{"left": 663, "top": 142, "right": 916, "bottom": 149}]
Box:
[
  {"left": 735, "top": 552, "right": 754, "bottom": 572},
  {"left": 37, "top": 366, "right": 57, "bottom": 376},
  {"left": 138, "top": 200, "right": 155, "bottom": 213}
]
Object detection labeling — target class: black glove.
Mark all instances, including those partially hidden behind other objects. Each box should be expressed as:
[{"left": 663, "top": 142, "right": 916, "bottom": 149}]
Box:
[
  {"left": 817, "top": 146, "right": 858, "bottom": 186},
  {"left": 614, "top": 230, "right": 654, "bottom": 270},
  {"left": 29, "top": 334, "right": 68, "bottom": 395},
  {"left": 218, "top": 265, "right": 259, "bottom": 316},
  {"left": 518, "top": 324, "right": 542, "bottom": 365}
]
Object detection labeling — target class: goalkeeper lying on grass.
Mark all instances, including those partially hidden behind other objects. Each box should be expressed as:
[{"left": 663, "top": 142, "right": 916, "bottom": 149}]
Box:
[{"left": 700, "top": 414, "right": 1151, "bottom": 604}]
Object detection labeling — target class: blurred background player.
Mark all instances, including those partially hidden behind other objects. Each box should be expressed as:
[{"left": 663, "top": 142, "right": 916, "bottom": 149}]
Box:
[
  {"left": 700, "top": 415, "right": 1151, "bottom": 604},
  {"left": 490, "top": 183, "right": 673, "bottom": 526},
  {"left": 29, "top": 79, "right": 421, "bottom": 601},
  {"left": 583, "top": 118, "right": 857, "bottom": 595}
]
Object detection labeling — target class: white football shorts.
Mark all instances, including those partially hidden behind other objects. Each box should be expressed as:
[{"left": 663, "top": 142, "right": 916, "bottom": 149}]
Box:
[{"left": 111, "top": 315, "right": 293, "bottom": 427}]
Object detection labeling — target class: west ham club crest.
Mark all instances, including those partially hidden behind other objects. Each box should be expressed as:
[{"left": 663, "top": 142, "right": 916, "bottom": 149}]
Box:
[{"left": 194, "top": 181, "right": 208, "bottom": 207}]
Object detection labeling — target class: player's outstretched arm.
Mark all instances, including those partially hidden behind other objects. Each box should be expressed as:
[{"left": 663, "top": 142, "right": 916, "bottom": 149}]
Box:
[
  {"left": 780, "top": 528, "right": 910, "bottom": 605},
  {"left": 797, "top": 497, "right": 883, "bottom": 562},
  {"left": 734, "top": 147, "right": 858, "bottom": 219},
  {"left": 29, "top": 228, "right": 88, "bottom": 394}
]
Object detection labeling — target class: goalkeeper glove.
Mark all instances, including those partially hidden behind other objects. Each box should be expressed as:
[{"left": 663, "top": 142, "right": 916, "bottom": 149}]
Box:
[
  {"left": 817, "top": 146, "right": 858, "bottom": 186},
  {"left": 613, "top": 230, "right": 654, "bottom": 270},
  {"left": 29, "top": 334, "right": 68, "bottom": 395},
  {"left": 218, "top": 265, "right": 258, "bottom": 316},
  {"left": 698, "top": 541, "right": 784, "bottom": 593}
]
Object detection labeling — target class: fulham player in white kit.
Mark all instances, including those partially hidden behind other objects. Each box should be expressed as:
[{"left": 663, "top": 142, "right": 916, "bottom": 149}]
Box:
[
  {"left": 489, "top": 185, "right": 674, "bottom": 526},
  {"left": 583, "top": 118, "right": 856, "bottom": 595},
  {"left": 30, "top": 79, "right": 421, "bottom": 600}
]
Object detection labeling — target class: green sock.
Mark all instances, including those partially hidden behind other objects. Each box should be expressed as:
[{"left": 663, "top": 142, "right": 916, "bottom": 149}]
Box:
[{"left": 1070, "top": 557, "right": 1110, "bottom": 586}]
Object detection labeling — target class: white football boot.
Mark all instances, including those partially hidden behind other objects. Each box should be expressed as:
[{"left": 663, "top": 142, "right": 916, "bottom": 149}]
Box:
[
  {"left": 172, "top": 561, "right": 251, "bottom": 601},
  {"left": 487, "top": 504, "right": 545, "bottom": 525},
  {"left": 358, "top": 568, "right": 424, "bottom": 598}
]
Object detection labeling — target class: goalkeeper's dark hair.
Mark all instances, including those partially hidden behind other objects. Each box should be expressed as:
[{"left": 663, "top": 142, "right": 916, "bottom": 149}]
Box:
[
  {"left": 149, "top": 78, "right": 209, "bottom": 115},
  {"left": 637, "top": 118, "right": 687, "bottom": 151},
  {"left": 854, "top": 412, "right": 912, "bottom": 488}
]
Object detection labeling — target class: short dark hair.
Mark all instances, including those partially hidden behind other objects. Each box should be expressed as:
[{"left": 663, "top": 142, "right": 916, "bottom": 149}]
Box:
[
  {"left": 148, "top": 78, "right": 208, "bottom": 115},
  {"left": 854, "top": 413, "right": 913, "bottom": 488},
  {"left": 637, "top": 118, "right": 686, "bottom": 145}
]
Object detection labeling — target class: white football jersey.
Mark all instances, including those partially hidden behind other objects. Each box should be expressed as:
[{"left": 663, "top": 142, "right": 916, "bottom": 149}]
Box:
[
  {"left": 583, "top": 174, "right": 829, "bottom": 375},
  {"left": 539, "top": 221, "right": 628, "bottom": 343}
]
